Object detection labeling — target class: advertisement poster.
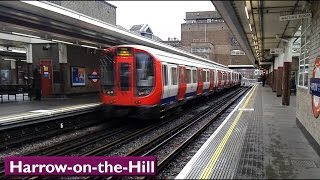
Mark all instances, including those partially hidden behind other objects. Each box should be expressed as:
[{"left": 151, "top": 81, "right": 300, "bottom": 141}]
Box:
[
  {"left": 71, "top": 67, "right": 85, "bottom": 86},
  {"left": 0, "top": 69, "right": 9, "bottom": 84}
]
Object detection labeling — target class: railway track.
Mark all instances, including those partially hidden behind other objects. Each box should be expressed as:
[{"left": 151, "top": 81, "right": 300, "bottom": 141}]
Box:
[
  {"left": 108, "top": 87, "right": 249, "bottom": 179},
  {"left": 0, "top": 87, "right": 246, "bottom": 179}
]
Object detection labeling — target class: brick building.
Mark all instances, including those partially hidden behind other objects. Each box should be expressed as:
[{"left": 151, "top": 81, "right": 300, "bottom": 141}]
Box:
[{"left": 181, "top": 11, "right": 252, "bottom": 66}]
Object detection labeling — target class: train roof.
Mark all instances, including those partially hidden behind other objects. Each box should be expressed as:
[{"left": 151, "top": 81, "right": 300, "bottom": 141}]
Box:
[{"left": 111, "top": 45, "right": 235, "bottom": 72}]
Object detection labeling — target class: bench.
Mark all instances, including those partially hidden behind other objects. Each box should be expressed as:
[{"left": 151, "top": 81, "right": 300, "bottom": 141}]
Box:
[
  {"left": 290, "top": 84, "right": 296, "bottom": 95},
  {"left": 0, "top": 84, "right": 31, "bottom": 103}
]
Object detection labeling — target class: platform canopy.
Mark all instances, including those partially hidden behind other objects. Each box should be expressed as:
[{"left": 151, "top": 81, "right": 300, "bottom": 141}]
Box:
[{"left": 212, "top": 1, "right": 306, "bottom": 67}]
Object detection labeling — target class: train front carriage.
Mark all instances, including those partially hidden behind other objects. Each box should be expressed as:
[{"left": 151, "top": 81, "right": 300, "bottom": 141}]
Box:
[
  {"left": 99, "top": 45, "right": 241, "bottom": 120},
  {"left": 100, "top": 46, "right": 162, "bottom": 118}
]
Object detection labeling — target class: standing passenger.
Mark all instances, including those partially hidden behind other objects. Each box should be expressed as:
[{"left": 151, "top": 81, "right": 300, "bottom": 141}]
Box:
[
  {"left": 261, "top": 73, "right": 266, "bottom": 87},
  {"left": 32, "top": 68, "right": 41, "bottom": 100}
]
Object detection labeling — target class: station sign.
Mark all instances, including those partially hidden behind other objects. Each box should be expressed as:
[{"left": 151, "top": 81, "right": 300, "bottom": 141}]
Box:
[
  {"left": 270, "top": 48, "right": 284, "bottom": 54},
  {"left": 279, "top": 13, "right": 312, "bottom": 21},
  {"left": 88, "top": 71, "right": 100, "bottom": 83},
  {"left": 311, "top": 56, "right": 320, "bottom": 118}
]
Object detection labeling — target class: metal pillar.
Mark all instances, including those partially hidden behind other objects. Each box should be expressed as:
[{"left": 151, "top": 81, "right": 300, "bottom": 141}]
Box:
[{"left": 282, "top": 39, "right": 293, "bottom": 106}]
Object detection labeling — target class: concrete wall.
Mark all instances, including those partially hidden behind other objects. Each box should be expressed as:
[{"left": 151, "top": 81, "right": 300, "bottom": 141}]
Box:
[
  {"left": 181, "top": 21, "right": 252, "bottom": 66},
  {"left": 49, "top": 1, "right": 116, "bottom": 25},
  {"left": 296, "top": 0, "right": 320, "bottom": 146},
  {"left": 63, "top": 45, "right": 103, "bottom": 95},
  {"left": 31, "top": 44, "right": 103, "bottom": 96}
]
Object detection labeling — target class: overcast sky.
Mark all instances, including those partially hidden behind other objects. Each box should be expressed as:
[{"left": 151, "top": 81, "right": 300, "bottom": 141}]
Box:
[{"left": 106, "top": 1, "right": 215, "bottom": 40}]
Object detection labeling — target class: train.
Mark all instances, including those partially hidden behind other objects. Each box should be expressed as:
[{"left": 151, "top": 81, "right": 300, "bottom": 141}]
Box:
[{"left": 99, "top": 45, "right": 242, "bottom": 119}]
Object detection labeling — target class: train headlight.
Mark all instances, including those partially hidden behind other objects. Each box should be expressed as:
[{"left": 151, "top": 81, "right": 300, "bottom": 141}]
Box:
[{"left": 137, "top": 87, "right": 152, "bottom": 96}]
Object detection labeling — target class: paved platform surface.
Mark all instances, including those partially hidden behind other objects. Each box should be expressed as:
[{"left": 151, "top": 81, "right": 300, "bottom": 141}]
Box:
[
  {"left": 176, "top": 84, "right": 320, "bottom": 179},
  {"left": 260, "top": 86, "right": 320, "bottom": 179},
  {"left": 0, "top": 94, "right": 100, "bottom": 118}
]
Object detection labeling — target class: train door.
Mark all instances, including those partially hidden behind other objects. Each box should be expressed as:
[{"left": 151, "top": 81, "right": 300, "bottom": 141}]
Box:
[
  {"left": 115, "top": 56, "right": 134, "bottom": 105},
  {"left": 214, "top": 68, "right": 218, "bottom": 90},
  {"left": 161, "top": 63, "right": 170, "bottom": 103},
  {"left": 40, "top": 60, "right": 52, "bottom": 97},
  {"left": 217, "top": 70, "right": 222, "bottom": 90},
  {"left": 191, "top": 67, "right": 198, "bottom": 95},
  {"left": 177, "top": 66, "right": 186, "bottom": 101},
  {"left": 209, "top": 69, "right": 214, "bottom": 92},
  {"left": 196, "top": 68, "right": 203, "bottom": 95},
  {"left": 185, "top": 67, "right": 193, "bottom": 98},
  {"left": 168, "top": 64, "right": 179, "bottom": 101}
]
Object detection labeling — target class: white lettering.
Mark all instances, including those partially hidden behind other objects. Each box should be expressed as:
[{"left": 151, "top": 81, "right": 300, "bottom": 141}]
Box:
[
  {"left": 98, "top": 162, "right": 104, "bottom": 173},
  {"left": 73, "top": 164, "right": 82, "bottom": 173},
  {"left": 54, "top": 164, "right": 67, "bottom": 173},
  {"left": 83, "top": 164, "right": 91, "bottom": 173},
  {"left": 32, "top": 164, "right": 39, "bottom": 173},
  {"left": 129, "top": 161, "right": 140, "bottom": 173},
  {"left": 114, "top": 164, "right": 122, "bottom": 173},
  {"left": 23, "top": 164, "right": 31, "bottom": 173},
  {"left": 46, "top": 164, "right": 55, "bottom": 173},
  {"left": 104, "top": 161, "right": 113, "bottom": 173},
  {"left": 10, "top": 161, "right": 22, "bottom": 173},
  {"left": 39, "top": 164, "right": 46, "bottom": 173}
]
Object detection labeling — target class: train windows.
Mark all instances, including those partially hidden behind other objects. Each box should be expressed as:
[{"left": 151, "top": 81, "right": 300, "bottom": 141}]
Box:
[
  {"left": 192, "top": 69, "right": 198, "bottom": 83},
  {"left": 136, "top": 52, "right": 154, "bottom": 86},
  {"left": 120, "top": 63, "right": 130, "bottom": 91},
  {"left": 202, "top": 70, "right": 206, "bottom": 82},
  {"left": 206, "top": 71, "right": 210, "bottom": 82},
  {"left": 163, "top": 65, "right": 168, "bottom": 86},
  {"left": 186, "top": 69, "right": 191, "bottom": 84},
  {"left": 100, "top": 52, "right": 114, "bottom": 87},
  {"left": 135, "top": 52, "right": 154, "bottom": 96},
  {"left": 171, "top": 67, "right": 178, "bottom": 85}
]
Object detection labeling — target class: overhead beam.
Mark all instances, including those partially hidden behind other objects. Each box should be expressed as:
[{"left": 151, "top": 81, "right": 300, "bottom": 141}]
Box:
[{"left": 211, "top": 1, "right": 256, "bottom": 65}]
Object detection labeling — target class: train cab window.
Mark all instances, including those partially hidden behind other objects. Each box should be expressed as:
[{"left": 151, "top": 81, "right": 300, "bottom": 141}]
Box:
[
  {"left": 135, "top": 52, "right": 155, "bottom": 96},
  {"left": 202, "top": 71, "right": 206, "bottom": 82},
  {"left": 186, "top": 69, "right": 191, "bottom": 84},
  {"left": 100, "top": 52, "right": 114, "bottom": 86},
  {"left": 163, "top": 65, "right": 168, "bottom": 86},
  {"left": 136, "top": 52, "right": 154, "bottom": 86},
  {"left": 192, "top": 69, "right": 198, "bottom": 83},
  {"left": 171, "top": 67, "right": 178, "bottom": 85}
]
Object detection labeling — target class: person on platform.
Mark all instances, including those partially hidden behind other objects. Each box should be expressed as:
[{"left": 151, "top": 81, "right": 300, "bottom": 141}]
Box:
[
  {"left": 32, "top": 68, "right": 41, "bottom": 100},
  {"left": 261, "top": 72, "right": 267, "bottom": 87}
]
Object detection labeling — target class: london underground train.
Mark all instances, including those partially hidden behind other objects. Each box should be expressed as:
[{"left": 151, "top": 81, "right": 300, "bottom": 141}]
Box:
[{"left": 99, "top": 45, "right": 241, "bottom": 119}]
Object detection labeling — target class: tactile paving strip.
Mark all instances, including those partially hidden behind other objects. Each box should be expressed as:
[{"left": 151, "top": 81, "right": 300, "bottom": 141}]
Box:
[
  {"left": 177, "top": 86, "right": 258, "bottom": 179},
  {"left": 235, "top": 87, "right": 264, "bottom": 179}
]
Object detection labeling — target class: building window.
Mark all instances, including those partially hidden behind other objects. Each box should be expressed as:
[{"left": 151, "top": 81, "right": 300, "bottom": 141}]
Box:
[{"left": 298, "top": 16, "right": 311, "bottom": 87}]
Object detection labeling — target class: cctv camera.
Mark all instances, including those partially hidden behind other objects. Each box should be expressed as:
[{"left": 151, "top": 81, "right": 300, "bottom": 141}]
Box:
[{"left": 43, "top": 44, "right": 51, "bottom": 50}]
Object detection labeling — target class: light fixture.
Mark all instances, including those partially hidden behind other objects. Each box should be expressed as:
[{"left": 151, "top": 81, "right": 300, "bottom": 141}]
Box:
[
  {"left": 249, "top": 24, "right": 252, "bottom": 31},
  {"left": 245, "top": 6, "right": 249, "bottom": 19},
  {"left": 3, "top": 58, "right": 15, "bottom": 61},
  {"left": 81, "top": 45, "right": 98, "bottom": 49},
  {"left": 52, "top": 39, "right": 73, "bottom": 45},
  {"left": 12, "top": 32, "right": 40, "bottom": 39}
]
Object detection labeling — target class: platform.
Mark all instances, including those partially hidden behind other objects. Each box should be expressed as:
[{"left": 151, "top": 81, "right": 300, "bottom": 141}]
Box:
[
  {"left": 176, "top": 84, "right": 320, "bottom": 179},
  {"left": 0, "top": 95, "right": 101, "bottom": 126}
]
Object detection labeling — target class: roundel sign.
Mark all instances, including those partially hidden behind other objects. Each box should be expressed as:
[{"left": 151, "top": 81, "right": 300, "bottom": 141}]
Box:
[
  {"left": 88, "top": 70, "right": 100, "bottom": 83},
  {"left": 310, "top": 56, "right": 320, "bottom": 118}
]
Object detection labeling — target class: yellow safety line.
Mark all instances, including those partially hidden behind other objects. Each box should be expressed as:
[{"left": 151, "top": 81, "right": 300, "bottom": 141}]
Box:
[{"left": 199, "top": 85, "right": 257, "bottom": 179}]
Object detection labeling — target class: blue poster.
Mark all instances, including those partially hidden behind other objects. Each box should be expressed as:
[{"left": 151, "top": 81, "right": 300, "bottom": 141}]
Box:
[{"left": 71, "top": 67, "right": 85, "bottom": 86}]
